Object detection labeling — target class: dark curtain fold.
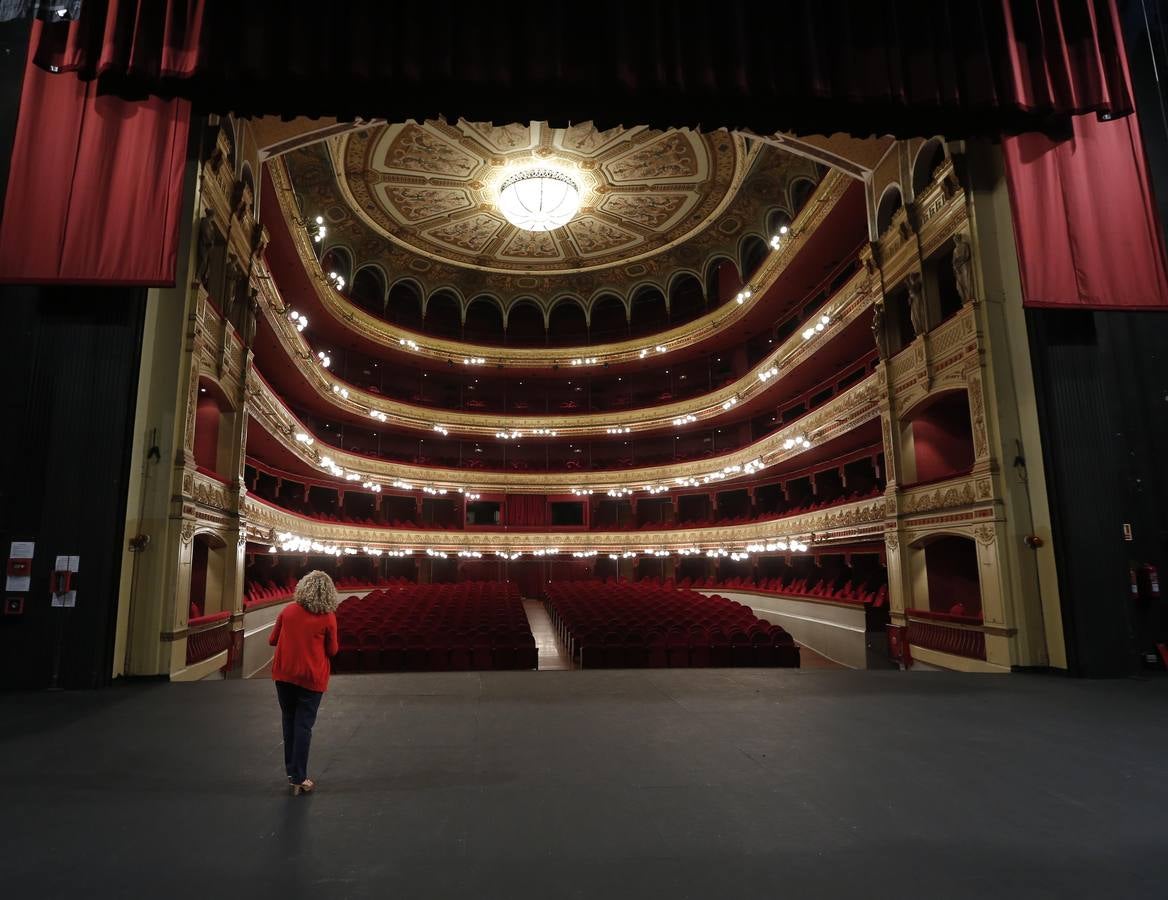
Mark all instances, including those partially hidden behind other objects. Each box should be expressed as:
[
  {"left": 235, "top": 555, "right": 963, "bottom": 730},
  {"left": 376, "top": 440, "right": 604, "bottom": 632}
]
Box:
[
  {"left": 506, "top": 495, "right": 547, "bottom": 527},
  {"left": 29, "top": 0, "right": 1133, "bottom": 138},
  {"left": 0, "top": 20, "right": 189, "bottom": 285}
]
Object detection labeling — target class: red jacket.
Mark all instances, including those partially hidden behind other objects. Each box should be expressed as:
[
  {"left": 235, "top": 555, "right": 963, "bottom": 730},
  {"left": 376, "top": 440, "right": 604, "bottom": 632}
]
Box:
[{"left": 269, "top": 603, "right": 339, "bottom": 692}]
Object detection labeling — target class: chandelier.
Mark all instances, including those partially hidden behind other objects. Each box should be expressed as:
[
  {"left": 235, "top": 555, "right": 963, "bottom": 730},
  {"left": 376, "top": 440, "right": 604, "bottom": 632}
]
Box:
[{"left": 497, "top": 167, "right": 581, "bottom": 232}]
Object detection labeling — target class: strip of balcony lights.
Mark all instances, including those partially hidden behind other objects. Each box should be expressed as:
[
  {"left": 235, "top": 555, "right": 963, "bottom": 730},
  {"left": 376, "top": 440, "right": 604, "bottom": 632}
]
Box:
[
  {"left": 672, "top": 414, "right": 697, "bottom": 426},
  {"left": 495, "top": 429, "right": 522, "bottom": 440},
  {"left": 735, "top": 288, "right": 753, "bottom": 305},
  {"left": 433, "top": 424, "right": 450, "bottom": 436},
  {"left": 398, "top": 338, "right": 419, "bottom": 351},
  {"left": 369, "top": 409, "right": 387, "bottom": 423},
  {"left": 570, "top": 357, "right": 598, "bottom": 366},
  {"left": 316, "top": 350, "right": 332, "bottom": 368},
  {"left": 801, "top": 314, "right": 832, "bottom": 341},
  {"left": 288, "top": 310, "right": 308, "bottom": 331},
  {"left": 606, "top": 426, "right": 632, "bottom": 434},
  {"left": 463, "top": 357, "right": 486, "bottom": 365}
]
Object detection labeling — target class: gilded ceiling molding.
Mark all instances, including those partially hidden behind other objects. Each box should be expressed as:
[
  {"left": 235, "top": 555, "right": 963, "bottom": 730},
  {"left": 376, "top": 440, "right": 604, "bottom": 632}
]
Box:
[
  {"left": 251, "top": 260, "right": 876, "bottom": 438},
  {"left": 246, "top": 370, "right": 881, "bottom": 494},
  {"left": 268, "top": 158, "right": 852, "bottom": 367},
  {"left": 243, "top": 493, "right": 886, "bottom": 552}
]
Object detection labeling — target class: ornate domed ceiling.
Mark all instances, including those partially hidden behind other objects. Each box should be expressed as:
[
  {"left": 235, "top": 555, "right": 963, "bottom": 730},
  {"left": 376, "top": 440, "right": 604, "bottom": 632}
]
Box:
[
  {"left": 339, "top": 121, "right": 742, "bottom": 275},
  {"left": 282, "top": 120, "right": 822, "bottom": 309}
]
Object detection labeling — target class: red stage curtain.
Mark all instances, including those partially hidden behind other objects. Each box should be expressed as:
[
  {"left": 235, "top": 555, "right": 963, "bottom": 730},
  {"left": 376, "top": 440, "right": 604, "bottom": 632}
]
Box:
[
  {"left": 28, "top": 0, "right": 1132, "bottom": 139},
  {"left": 0, "top": 23, "right": 190, "bottom": 286},
  {"left": 506, "top": 495, "right": 547, "bottom": 527},
  {"left": 1003, "top": 101, "right": 1168, "bottom": 308}
]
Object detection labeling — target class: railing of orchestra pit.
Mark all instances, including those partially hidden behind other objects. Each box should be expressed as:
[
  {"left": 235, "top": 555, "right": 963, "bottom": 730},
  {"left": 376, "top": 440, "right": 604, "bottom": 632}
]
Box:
[{"left": 905, "top": 609, "right": 986, "bottom": 661}]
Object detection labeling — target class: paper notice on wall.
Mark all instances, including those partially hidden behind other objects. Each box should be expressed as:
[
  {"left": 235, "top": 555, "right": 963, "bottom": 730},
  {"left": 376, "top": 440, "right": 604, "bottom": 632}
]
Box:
[
  {"left": 54, "top": 556, "right": 80, "bottom": 573},
  {"left": 7, "top": 540, "right": 34, "bottom": 592},
  {"left": 51, "top": 590, "right": 77, "bottom": 608}
]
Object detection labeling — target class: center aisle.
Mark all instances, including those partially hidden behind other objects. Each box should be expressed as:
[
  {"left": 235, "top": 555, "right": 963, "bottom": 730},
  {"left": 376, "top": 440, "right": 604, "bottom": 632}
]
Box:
[{"left": 522, "top": 599, "right": 574, "bottom": 670}]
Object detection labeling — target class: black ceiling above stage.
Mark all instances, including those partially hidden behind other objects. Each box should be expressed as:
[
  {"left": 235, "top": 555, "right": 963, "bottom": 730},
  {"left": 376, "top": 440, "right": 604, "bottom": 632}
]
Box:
[{"left": 31, "top": 0, "right": 1132, "bottom": 139}]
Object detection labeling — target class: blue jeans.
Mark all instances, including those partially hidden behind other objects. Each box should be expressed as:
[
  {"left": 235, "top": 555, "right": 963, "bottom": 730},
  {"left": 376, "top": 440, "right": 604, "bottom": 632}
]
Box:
[{"left": 275, "top": 681, "right": 323, "bottom": 785}]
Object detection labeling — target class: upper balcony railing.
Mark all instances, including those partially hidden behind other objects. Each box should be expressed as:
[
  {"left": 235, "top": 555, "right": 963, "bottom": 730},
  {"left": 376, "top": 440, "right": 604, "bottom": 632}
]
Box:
[
  {"left": 253, "top": 252, "right": 877, "bottom": 440},
  {"left": 246, "top": 363, "right": 882, "bottom": 495}
]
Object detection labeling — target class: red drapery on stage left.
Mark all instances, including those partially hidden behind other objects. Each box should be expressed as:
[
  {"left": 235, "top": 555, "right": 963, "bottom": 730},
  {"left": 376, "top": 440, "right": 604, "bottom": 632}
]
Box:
[{"left": 0, "top": 22, "right": 190, "bottom": 286}]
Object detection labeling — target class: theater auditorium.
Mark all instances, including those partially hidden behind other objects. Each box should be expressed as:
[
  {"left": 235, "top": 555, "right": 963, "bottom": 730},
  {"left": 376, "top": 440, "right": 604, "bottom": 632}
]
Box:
[{"left": 1, "top": 2, "right": 1167, "bottom": 897}]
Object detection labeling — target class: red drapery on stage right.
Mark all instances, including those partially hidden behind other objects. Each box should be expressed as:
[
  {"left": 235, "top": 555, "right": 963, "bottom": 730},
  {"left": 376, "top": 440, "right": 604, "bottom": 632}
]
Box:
[
  {"left": 1002, "top": 12, "right": 1168, "bottom": 310},
  {"left": 0, "top": 23, "right": 189, "bottom": 286}
]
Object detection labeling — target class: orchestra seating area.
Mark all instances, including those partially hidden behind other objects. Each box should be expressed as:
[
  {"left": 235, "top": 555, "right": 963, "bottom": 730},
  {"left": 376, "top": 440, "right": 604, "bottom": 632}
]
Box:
[
  {"left": 332, "top": 582, "right": 537, "bottom": 673},
  {"left": 546, "top": 581, "right": 800, "bottom": 669}
]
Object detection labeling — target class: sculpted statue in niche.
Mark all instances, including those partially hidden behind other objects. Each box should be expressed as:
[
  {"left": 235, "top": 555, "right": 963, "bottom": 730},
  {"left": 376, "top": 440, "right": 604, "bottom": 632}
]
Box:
[
  {"left": 952, "top": 233, "right": 974, "bottom": 303},
  {"left": 870, "top": 300, "right": 889, "bottom": 359},
  {"left": 907, "top": 272, "right": 927, "bottom": 337},
  {"left": 195, "top": 207, "right": 219, "bottom": 287}
]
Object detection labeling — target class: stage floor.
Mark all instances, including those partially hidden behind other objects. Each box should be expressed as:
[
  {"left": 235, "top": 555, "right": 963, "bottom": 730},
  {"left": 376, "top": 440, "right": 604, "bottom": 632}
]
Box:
[{"left": 1, "top": 669, "right": 1165, "bottom": 899}]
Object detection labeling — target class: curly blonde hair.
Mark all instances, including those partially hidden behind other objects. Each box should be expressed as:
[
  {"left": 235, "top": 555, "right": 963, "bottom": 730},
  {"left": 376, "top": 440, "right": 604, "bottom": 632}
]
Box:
[{"left": 294, "top": 570, "right": 338, "bottom": 615}]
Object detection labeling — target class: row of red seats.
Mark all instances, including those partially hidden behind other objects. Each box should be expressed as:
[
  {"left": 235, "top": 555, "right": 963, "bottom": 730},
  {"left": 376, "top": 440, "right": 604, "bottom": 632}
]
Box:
[
  {"left": 546, "top": 582, "right": 799, "bottom": 669},
  {"left": 243, "top": 576, "right": 412, "bottom": 610},
  {"left": 334, "top": 582, "right": 536, "bottom": 673}
]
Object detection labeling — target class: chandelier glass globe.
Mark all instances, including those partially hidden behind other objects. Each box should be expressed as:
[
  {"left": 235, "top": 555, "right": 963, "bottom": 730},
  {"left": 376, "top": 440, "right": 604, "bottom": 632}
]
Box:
[{"left": 497, "top": 168, "right": 581, "bottom": 232}]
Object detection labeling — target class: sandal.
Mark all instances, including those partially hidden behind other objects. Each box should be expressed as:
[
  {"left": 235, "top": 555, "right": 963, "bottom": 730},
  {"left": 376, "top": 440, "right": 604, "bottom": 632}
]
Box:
[{"left": 289, "top": 778, "right": 315, "bottom": 796}]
